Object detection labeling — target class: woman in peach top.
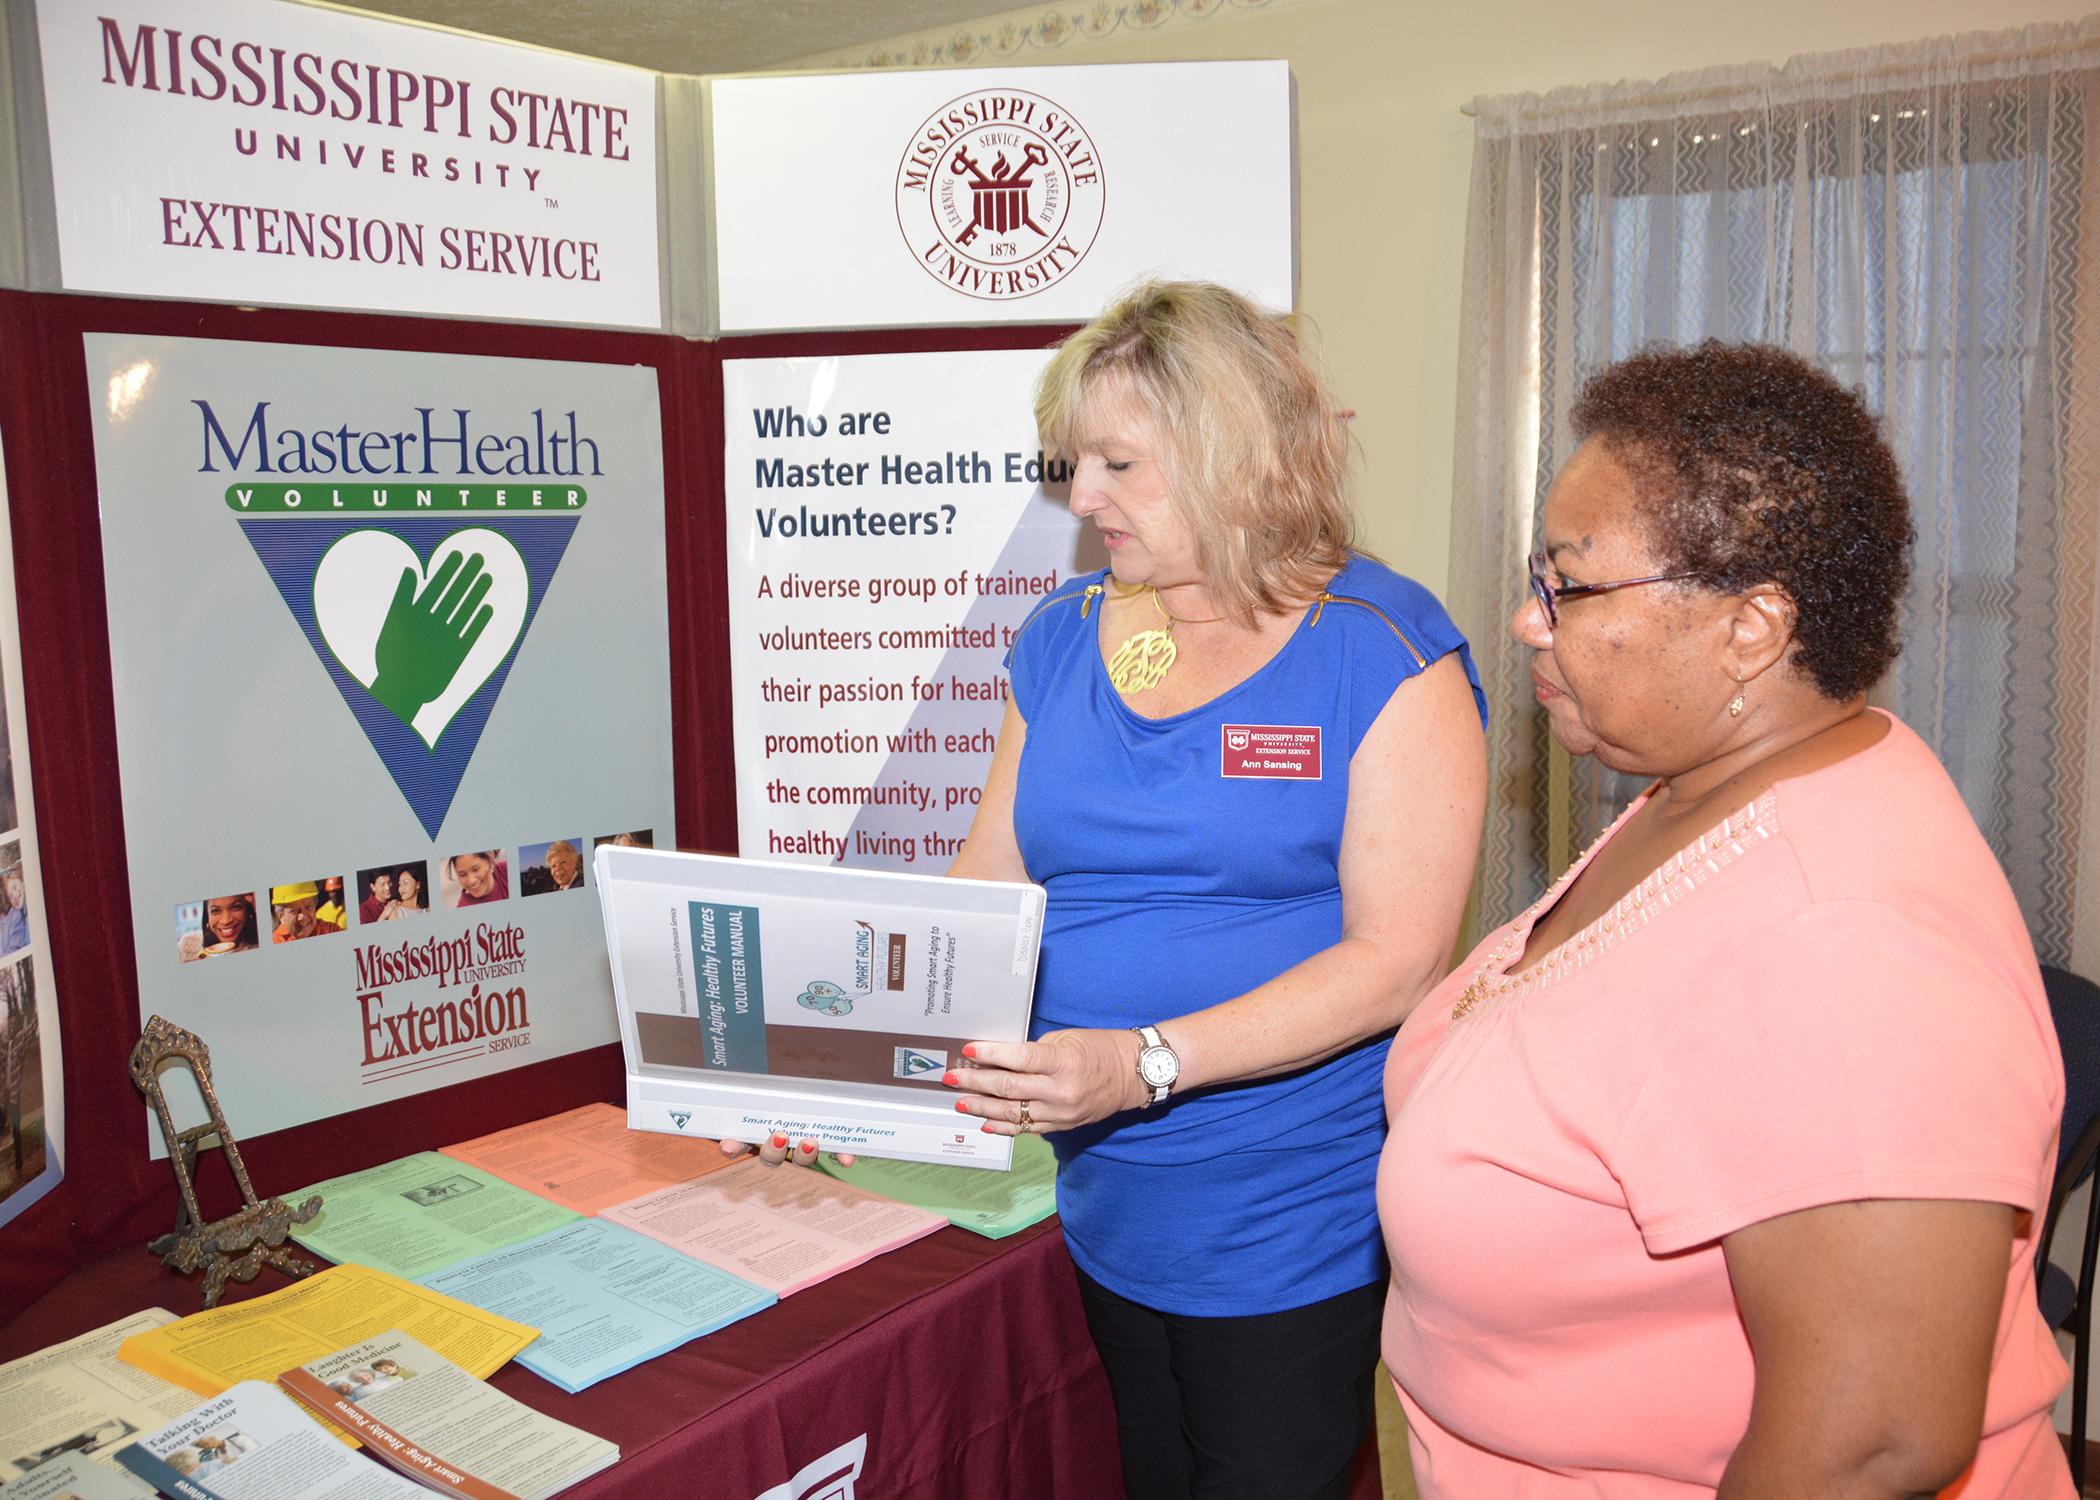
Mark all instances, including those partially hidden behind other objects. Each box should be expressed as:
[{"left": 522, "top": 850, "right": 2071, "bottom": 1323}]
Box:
[{"left": 1379, "top": 344, "right": 2072, "bottom": 1498}]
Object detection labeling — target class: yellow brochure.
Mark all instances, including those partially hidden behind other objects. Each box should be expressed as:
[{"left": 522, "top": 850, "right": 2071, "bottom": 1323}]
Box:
[{"left": 115, "top": 1264, "right": 535, "bottom": 1399}]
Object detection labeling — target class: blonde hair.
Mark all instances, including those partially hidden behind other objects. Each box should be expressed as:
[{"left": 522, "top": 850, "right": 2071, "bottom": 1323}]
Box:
[{"left": 1035, "top": 280, "right": 1357, "bottom": 620}]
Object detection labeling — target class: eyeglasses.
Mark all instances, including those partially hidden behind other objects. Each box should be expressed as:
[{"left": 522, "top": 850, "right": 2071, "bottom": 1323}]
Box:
[{"left": 1527, "top": 551, "right": 1701, "bottom": 627}]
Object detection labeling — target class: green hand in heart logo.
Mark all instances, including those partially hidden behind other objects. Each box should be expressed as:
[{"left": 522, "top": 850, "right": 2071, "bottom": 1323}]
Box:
[{"left": 314, "top": 528, "right": 530, "bottom": 749}]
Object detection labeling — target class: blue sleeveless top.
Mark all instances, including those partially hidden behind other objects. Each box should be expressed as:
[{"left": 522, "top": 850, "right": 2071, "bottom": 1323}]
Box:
[{"left": 1009, "top": 557, "right": 1485, "bottom": 1315}]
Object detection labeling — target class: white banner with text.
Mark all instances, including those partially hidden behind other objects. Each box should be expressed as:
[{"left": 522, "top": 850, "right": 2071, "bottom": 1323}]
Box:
[
  {"left": 36, "top": 0, "right": 661, "bottom": 327},
  {"left": 724, "top": 349, "right": 1092, "bottom": 870}
]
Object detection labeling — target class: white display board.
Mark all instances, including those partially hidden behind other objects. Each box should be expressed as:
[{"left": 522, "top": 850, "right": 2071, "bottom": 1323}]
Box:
[
  {"left": 36, "top": 0, "right": 661, "bottom": 328},
  {"left": 85, "top": 334, "right": 676, "bottom": 1148},
  {"left": 711, "top": 62, "right": 1293, "bottom": 331},
  {"left": 723, "top": 349, "right": 1090, "bottom": 870},
  {"left": 0, "top": 430, "right": 63, "bottom": 1228}
]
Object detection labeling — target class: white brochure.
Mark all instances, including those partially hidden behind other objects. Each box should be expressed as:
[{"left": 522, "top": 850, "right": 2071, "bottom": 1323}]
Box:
[
  {"left": 0, "top": 1453, "right": 154, "bottom": 1499},
  {"left": 0, "top": 1311, "right": 192, "bottom": 1482},
  {"left": 112, "top": 1382, "right": 428, "bottom": 1499},
  {"left": 279, "top": 1331, "right": 616, "bottom": 1498}
]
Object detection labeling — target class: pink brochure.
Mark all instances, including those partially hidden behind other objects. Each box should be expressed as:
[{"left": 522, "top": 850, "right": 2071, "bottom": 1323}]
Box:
[{"left": 599, "top": 1158, "right": 946, "bottom": 1297}]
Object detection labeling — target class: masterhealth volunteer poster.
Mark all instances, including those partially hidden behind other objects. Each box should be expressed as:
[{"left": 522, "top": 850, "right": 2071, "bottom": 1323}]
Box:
[
  {"left": 87, "top": 335, "right": 674, "bottom": 1149},
  {"left": 723, "top": 348, "right": 1092, "bottom": 872}
]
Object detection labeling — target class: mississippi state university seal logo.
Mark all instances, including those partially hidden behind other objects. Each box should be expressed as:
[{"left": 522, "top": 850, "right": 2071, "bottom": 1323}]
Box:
[{"left": 896, "top": 88, "right": 1104, "bottom": 300}]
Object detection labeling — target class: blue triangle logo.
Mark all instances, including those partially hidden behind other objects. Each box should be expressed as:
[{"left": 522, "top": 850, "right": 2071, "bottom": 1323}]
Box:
[{"left": 238, "top": 513, "right": 579, "bottom": 838}]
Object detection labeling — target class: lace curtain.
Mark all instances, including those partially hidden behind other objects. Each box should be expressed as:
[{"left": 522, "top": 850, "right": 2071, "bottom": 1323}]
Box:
[{"left": 1449, "top": 18, "right": 2100, "bottom": 970}]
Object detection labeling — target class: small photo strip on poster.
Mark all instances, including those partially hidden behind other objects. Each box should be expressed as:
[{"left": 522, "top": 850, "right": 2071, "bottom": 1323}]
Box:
[
  {"left": 176, "top": 893, "right": 261, "bottom": 961},
  {"left": 169, "top": 828, "right": 640, "bottom": 967},
  {"left": 0, "top": 954, "right": 47, "bottom": 1208},
  {"left": 520, "top": 837, "right": 587, "bottom": 897},
  {"left": 592, "top": 829, "right": 654, "bottom": 851},
  {"left": 355, "top": 860, "right": 431, "bottom": 924},
  {"left": 0, "top": 839, "right": 25, "bottom": 961},
  {"left": 0, "top": 689, "right": 16, "bottom": 838},
  {"left": 440, "top": 849, "right": 511, "bottom": 909},
  {"left": 269, "top": 876, "right": 347, "bottom": 943},
  {"left": 0, "top": 954, "right": 36, "bottom": 1027}
]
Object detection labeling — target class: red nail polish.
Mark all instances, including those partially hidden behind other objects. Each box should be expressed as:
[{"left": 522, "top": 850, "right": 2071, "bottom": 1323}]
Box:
[
  {"left": 955, "top": 1100, "right": 969, "bottom": 1114},
  {"left": 941, "top": 1071, "right": 960, "bottom": 1087},
  {"left": 961, "top": 1045, "right": 978, "bottom": 1059},
  {"left": 980, "top": 1123, "right": 995, "bottom": 1133},
  {"left": 769, "top": 1134, "right": 786, "bottom": 1149}
]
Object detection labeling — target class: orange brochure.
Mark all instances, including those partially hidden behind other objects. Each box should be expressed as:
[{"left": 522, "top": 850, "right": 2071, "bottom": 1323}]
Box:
[{"left": 439, "top": 1102, "right": 735, "bottom": 1216}]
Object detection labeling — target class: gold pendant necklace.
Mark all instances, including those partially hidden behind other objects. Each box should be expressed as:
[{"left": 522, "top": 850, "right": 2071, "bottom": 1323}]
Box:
[
  {"left": 1107, "top": 624, "right": 1178, "bottom": 693},
  {"left": 1105, "top": 584, "right": 1221, "bottom": 695}
]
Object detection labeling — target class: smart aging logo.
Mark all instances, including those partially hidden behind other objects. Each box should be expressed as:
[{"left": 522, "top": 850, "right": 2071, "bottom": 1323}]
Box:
[{"left": 896, "top": 88, "right": 1103, "bottom": 301}]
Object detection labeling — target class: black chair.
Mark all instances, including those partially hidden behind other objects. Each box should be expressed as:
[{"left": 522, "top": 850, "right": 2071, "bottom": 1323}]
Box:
[{"left": 2036, "top": 963, "right": 2100, "bottom": 1492}]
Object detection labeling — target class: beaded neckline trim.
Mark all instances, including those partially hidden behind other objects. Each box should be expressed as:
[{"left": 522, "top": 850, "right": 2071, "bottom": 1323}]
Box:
[{"left": 1454, "top": 789, "right": 1779, "bottom": 1021}]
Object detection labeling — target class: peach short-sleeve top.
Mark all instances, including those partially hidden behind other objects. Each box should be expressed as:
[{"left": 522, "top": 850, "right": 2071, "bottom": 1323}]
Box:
[{"left": 1379, "top": 714, "right": 2071, "bottom": 1498}]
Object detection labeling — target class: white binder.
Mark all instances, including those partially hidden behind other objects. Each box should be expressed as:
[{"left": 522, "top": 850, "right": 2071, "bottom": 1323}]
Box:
[{"left": 596, "top": 845, "right": 1044, "bottom": 1170}]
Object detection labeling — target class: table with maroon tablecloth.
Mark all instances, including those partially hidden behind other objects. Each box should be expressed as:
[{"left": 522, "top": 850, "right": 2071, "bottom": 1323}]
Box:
[
  {"left": 0, "top": 1215, "right": 1387, "bottom": 1498},
  {"left": 0, "top": 1219, "right": 1122, "bottom": 1498}
]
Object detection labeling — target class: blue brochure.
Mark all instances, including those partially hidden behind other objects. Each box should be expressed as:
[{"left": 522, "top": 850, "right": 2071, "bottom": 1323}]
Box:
[{"left": 418, "top": 1218, "right": 775, "bottom": 1393}]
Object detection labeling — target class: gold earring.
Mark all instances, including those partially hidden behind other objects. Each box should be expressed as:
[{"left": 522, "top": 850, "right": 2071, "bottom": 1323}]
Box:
[{"left": 1727, "top": 675, "right": 1746, "bottom": 718}]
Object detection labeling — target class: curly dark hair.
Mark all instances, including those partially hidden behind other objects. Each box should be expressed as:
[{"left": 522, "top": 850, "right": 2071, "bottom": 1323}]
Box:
[{"left": 1569, "top": 342, "right": 1913, "bottom": 700}]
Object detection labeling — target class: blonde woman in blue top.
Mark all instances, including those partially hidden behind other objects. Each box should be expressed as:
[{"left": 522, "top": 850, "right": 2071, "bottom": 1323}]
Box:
[{"left": 944, "top": 282, "right": 1488, "bottom": 1498}]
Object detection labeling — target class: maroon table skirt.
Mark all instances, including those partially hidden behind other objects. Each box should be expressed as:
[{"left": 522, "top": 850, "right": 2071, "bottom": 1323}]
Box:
[{"left": 0, "top": 1221, "right": 1381, "bottom": 1498}]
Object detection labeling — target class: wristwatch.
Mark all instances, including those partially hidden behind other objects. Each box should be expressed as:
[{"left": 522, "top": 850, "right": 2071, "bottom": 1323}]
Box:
[{"left": 1133, "top": 1025, "right": 1180, "bottom": 1106}]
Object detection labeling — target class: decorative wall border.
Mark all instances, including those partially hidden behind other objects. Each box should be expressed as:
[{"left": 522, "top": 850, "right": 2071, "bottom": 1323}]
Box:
[{"left": 788, "top": 0, "right": 1320, "bottom": 72}]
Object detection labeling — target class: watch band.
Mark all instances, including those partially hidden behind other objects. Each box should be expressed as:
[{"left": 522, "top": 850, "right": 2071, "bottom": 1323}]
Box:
[{"left": 1135, "top": 1024, "right": 1175, "bottom": 1105}]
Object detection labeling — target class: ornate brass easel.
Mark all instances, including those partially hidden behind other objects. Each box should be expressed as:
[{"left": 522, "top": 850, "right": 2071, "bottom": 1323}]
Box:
[{"left": 129, "top": 1015, "right": 323, "bottom": 1307}]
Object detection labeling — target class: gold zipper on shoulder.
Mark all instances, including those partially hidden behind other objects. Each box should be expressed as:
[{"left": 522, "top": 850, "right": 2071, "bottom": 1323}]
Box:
[
  {"left": 1309, "top": 592, "right": 1426, "bottom": 668},
  {"left": 1012, "top": 581, "right": 1105, "bottom": 645}
]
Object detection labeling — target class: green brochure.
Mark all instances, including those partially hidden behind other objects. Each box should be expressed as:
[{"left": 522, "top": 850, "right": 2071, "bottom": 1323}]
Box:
[
  {"left": 286, "top": 1152, "right": 580, "bottom": 1279},
  {"left": 818, "top": 1132, "right": 1057, "bottom": 1239}
]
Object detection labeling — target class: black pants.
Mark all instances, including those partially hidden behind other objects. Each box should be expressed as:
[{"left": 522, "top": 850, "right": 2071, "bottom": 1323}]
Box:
[{"left": 1074, "top": 1267, "right": 1384, "bottom": 1500}]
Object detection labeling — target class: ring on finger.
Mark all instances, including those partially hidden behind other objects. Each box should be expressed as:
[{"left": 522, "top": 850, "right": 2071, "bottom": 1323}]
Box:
[{"left": 1017, "top": 1100, "right": 1033, "bottom": 1131}]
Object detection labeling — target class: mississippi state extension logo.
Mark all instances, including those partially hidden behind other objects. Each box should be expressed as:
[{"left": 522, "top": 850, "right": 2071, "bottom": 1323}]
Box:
[{"left": 896, "top": 88, "right": 1104, "bottom": 301}]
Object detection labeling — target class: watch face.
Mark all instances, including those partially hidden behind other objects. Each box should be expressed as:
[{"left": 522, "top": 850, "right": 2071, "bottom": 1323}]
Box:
[{"left": 1138, "top": 1047, "right": 1177, "bottom": 1087}]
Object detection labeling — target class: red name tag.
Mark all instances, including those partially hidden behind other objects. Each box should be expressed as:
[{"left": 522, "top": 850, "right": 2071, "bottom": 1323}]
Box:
[{"left": 1220, "top": 724, "right": 1322, "bottom": 780}]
